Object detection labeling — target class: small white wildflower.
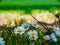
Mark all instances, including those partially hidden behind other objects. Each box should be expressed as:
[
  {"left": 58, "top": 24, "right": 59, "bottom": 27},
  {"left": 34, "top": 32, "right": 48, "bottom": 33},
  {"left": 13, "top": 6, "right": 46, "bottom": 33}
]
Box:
[
  {"left": 43, "top": 35, "right": 50, "bottom": 40},
  {"left": 14, "top": 26, "right": 25, "bottom": 35},
  {"left": 50, "top": 33, "right": 57, "bottom": 42},
  {"left": 0, "top": 37, "right": 5, "bottom": 45},
  {"left": 21, "top": 22, "right": 31, "bottom": 31},
  {"left": 28, "top": 30, "right": 38, "bottom": 40}
]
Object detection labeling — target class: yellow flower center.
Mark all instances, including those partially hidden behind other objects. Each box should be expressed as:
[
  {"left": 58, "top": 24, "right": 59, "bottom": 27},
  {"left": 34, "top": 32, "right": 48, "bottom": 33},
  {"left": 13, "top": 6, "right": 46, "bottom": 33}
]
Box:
[
  {"left": 45, "top": 38, "right": 50, "bottom": 40},
  {"left": 57, "top": 34, "right": 60, "bottom": 38},
  {"left": 24, "top": 26, "right": 28, "bottom": 29},
  {"left": 31, "top": 32, "right": 35, "bottom": 38},
  {"left": 17, "top": 29, "right": 22, "bottom": 32}
]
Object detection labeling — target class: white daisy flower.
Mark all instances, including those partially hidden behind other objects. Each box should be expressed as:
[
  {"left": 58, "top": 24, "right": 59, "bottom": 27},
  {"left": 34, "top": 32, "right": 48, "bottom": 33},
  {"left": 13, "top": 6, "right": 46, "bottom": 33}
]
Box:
[
  {"left": 43, "top": 35, "right": 50, "bottom": 40},
  {"left": 50, "top": 33, "right": 57, "bottom": 42},
  {"left": 28, "top": 30, "right": 38, "bottom": 40},
  {"left": 53, "top": 29, "right": 60, "bottom": 38},
  {"left": 21, "top": 22, "right": 31, "bottom": 31},
  {"left": 14, "top": 26, "right": 25, "bottom": 35},
  {"left": 0, "top": 37, "right": 5, "bottom": 45},
  {"left": 31, "top": 22, "right": 40, "bottom": 28}
]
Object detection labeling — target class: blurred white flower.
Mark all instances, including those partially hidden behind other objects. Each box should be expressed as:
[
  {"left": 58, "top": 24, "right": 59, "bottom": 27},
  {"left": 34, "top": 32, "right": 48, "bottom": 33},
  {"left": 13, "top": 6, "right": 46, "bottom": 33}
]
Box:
[
  {"left": 53, "top": 29, "right": 60, "bottom": 38},
  {"left": 50, "top": 33, "right": 57, "bottom": 42},
  {"left": 31, "top": 22, "right": 40, "bottom": 28},
  {"left": 28, "top": 30, "right": 38, "bottom": 40},
  {"left": 0, "top": 37, "right": 5, "bottom": 45},
  {"left": 14, "top": 26, "right": 25, "bottom": 35},
  {"left": 43, "top": 35, "right": 50, "bottom": 40},
  {"left": 21, "top": 22, "right": 31, "bottom": 31}
]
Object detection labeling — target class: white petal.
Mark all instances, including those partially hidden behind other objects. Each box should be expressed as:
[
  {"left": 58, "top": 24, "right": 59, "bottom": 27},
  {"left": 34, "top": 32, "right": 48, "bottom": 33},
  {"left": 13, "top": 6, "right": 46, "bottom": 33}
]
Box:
[{"left": 50, "top": 33, "right": 57, "bottom": 42}]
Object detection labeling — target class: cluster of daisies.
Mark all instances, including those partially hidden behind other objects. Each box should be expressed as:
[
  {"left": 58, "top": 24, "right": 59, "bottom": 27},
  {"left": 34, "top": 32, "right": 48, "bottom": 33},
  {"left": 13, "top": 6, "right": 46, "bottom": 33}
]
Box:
[
  {"left": 0, "top": 22, "right": 39, "bottom": 45},
  {"left": 14, "top": 22, "right": 40, "bottom": 40},
  {"left": 43, "top": 29, "right": 60, "bottom": 42},
  {"left": 14, "top": 22, "right": 60, "bottom": 42},
  {"left": 0, "top": 22, "right": 60, "bottom": 45}
]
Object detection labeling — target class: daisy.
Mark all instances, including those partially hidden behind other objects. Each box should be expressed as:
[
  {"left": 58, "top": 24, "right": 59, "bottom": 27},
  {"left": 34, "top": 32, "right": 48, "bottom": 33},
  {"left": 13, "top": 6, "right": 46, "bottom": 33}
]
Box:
[
  {"left": 21, "top": 22, "right": 31, "bottom": 31},
  {"left": 43, "top": 35, "right": 50, "bottom": 40},
  {"left": 53, "top": 29, "right": 60, "bottom": 38},
  {"left": 0, "top": 37, "right": 5, "bottom": 45},
  {"left": 28, "top": 30, "right": 38, "bottom": 40},
  {"left": 50, "top": 33, "right": 57, "bottom": 42},
  {"left": 14, "top": 26, "right": 25, "bottom": 35},
  {"left": 31, "top": 22, "right": 40, "bottom": 28}
]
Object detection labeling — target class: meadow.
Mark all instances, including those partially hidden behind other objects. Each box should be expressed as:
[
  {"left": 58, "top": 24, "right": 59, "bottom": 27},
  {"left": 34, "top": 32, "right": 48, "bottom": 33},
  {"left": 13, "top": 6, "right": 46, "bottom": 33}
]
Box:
[
  {"left": 0, "top": 0, "right": 60, "bottom": 45},
  {"left": 0, "top": 18, "right": 60, "bottom": 45},
  {"left": 0, "top": 10, "right": 60, "bottom": 45}
]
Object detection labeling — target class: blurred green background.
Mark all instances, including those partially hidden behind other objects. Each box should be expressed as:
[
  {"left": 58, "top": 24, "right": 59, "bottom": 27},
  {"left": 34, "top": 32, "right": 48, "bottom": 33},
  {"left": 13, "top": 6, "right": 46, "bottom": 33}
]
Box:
[{"left": 0, "top": 0, "right": 60, "bottom": 10}]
